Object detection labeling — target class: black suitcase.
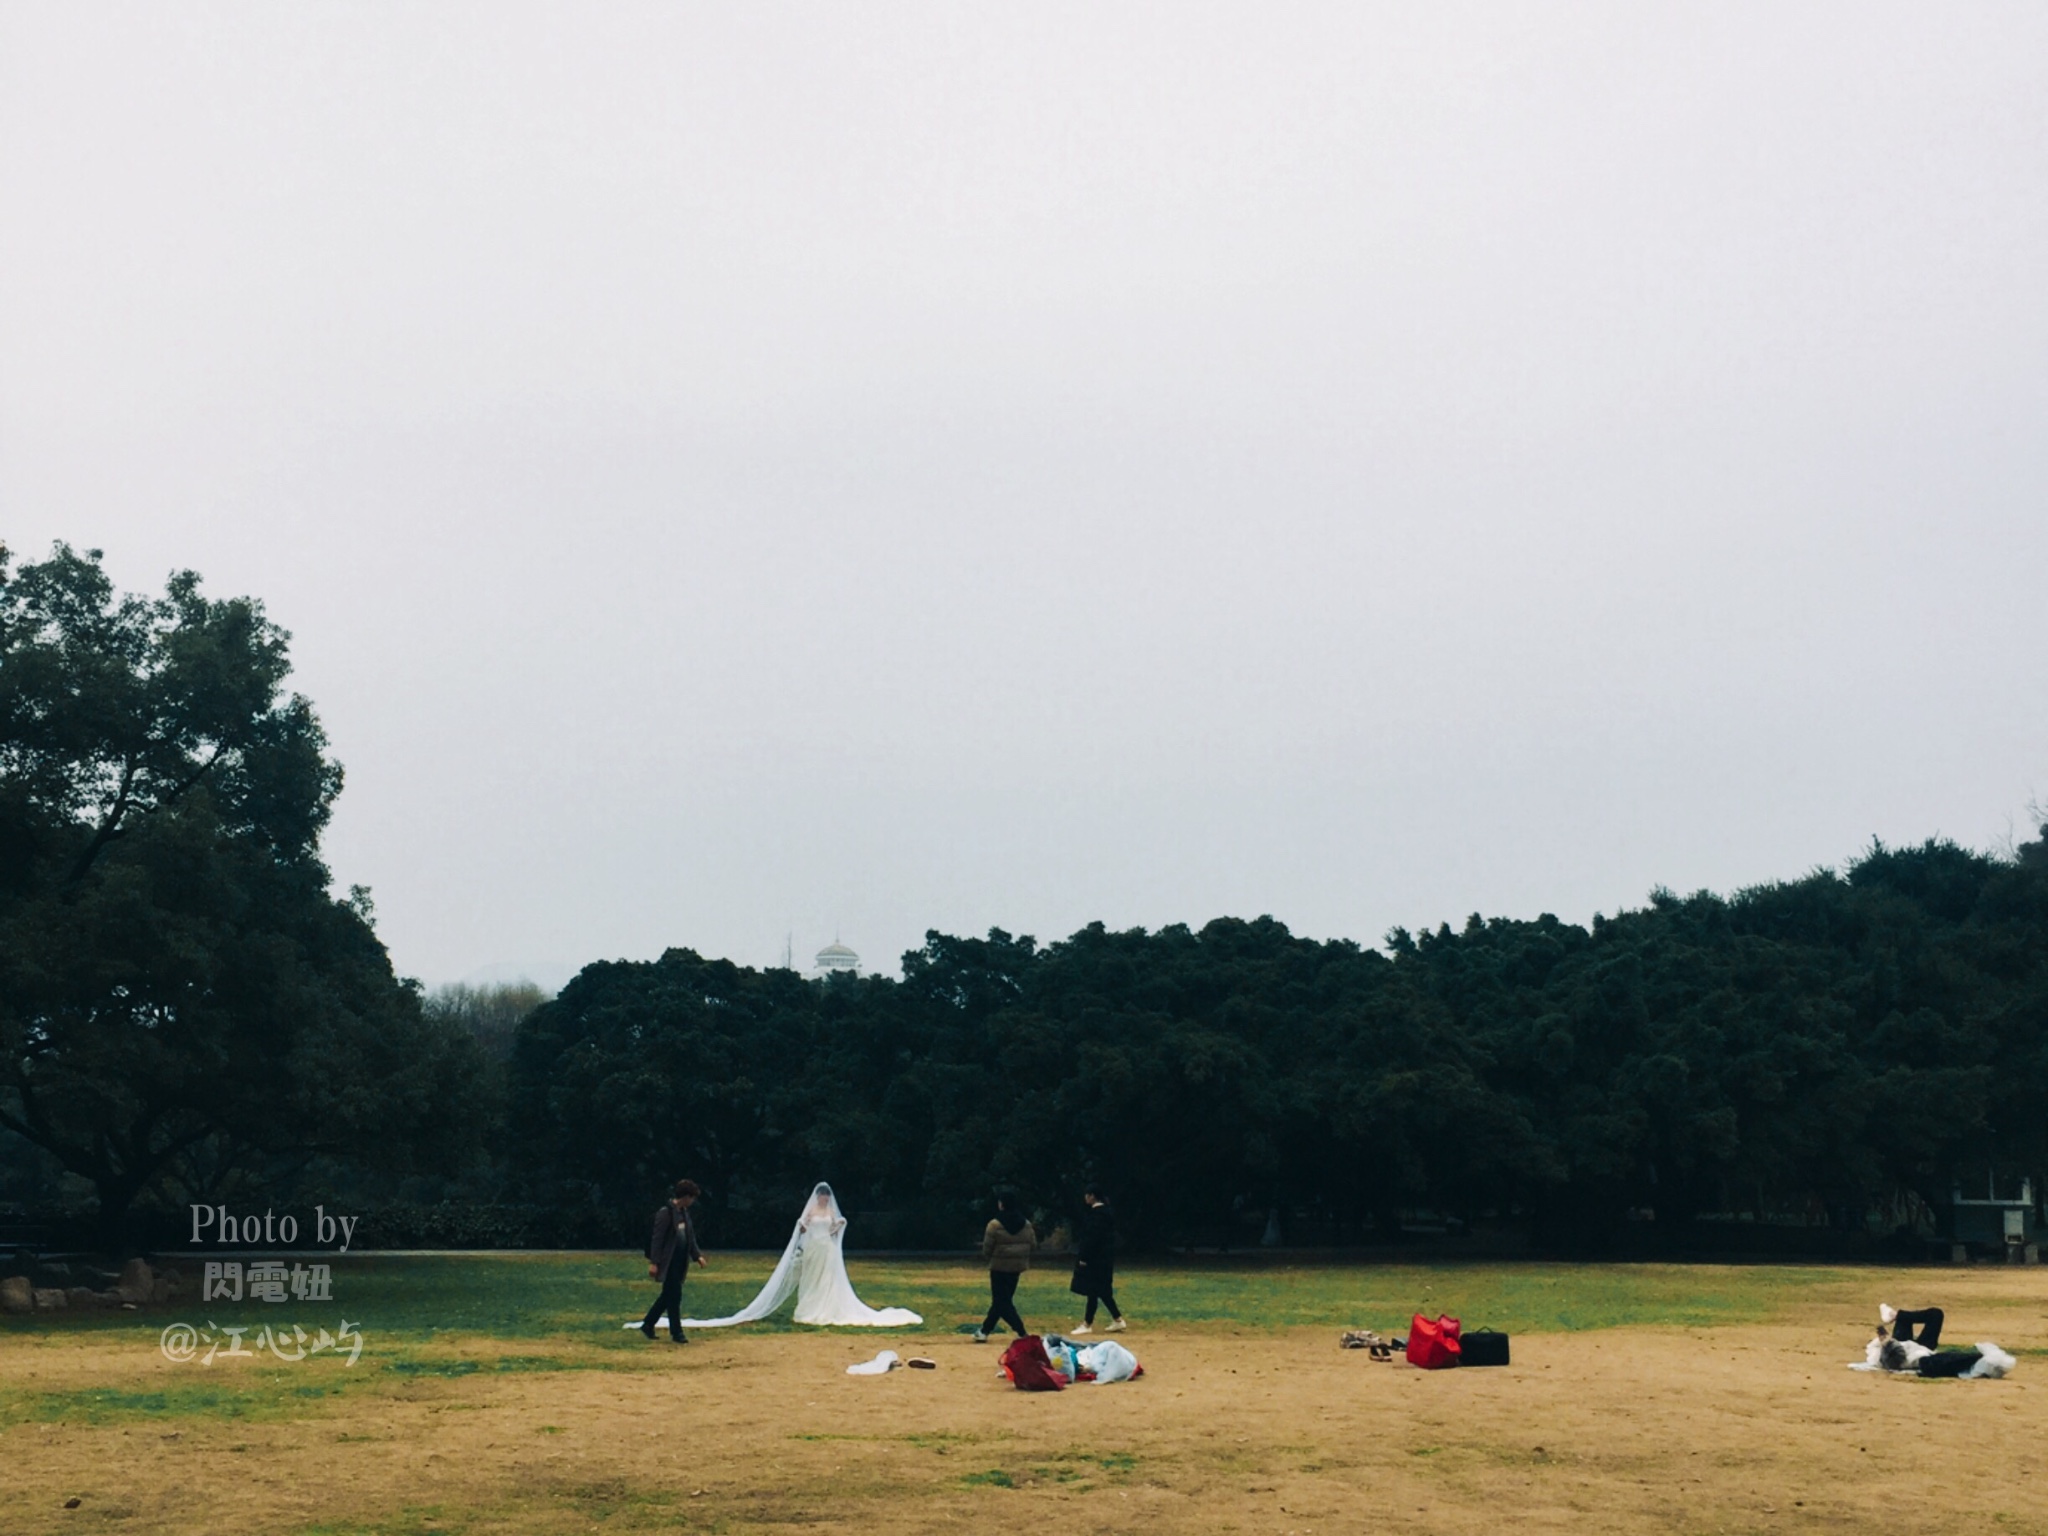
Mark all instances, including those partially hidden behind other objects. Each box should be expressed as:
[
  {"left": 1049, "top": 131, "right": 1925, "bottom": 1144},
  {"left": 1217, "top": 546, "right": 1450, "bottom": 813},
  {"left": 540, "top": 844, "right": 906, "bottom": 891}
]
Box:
[{"left": 1460, "top": 1328, "right": 1510, "bottom": 1366}]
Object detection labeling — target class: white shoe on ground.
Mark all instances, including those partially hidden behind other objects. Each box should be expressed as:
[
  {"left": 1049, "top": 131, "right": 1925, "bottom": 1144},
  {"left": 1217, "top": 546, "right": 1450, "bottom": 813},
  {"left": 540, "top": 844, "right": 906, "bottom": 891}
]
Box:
[
  {"left": 971, "top": 1330, "right": 988, "bottom": 1343},
  {"left": 1071, "top": 1324, "right": 1093, "bottom": 1336},
  {"left": 1107, "top": 1318, "right": 1127, "bottom": 1332}
]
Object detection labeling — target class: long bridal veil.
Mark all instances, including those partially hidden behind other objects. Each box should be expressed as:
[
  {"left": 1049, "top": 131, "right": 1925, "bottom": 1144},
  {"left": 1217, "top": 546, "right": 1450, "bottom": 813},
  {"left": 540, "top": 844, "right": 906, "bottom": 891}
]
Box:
[
  {"left": 630, "top": 1183, "right": 921, "bottom": 1331},
  {"left": 688, "top": 1183, "right": 921, "bottom": 1329}
]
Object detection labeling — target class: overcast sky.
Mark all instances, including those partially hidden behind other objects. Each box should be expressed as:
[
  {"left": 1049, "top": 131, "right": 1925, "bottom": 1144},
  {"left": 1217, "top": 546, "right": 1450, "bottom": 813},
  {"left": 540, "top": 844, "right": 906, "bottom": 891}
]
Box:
[{"left": 3, "top": 4, "right": 2044, "bottom": 987}]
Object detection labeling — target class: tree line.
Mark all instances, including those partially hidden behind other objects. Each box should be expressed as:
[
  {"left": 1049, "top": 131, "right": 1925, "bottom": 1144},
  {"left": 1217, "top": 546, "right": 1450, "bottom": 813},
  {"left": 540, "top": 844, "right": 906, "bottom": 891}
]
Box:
[
  {"left": 509, "top": 833, "right": 2048, "bottom": 1249},
  {"left": 5, "top": 542, "right": 2045, "bottom": 1252}
]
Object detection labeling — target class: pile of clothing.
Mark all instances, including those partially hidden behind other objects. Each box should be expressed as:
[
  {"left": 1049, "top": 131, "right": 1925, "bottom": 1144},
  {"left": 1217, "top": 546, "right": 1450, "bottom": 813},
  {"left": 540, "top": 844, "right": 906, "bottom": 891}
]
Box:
[{"left": 999, "top": 1333, "right": 1142, "bottom": 1391}]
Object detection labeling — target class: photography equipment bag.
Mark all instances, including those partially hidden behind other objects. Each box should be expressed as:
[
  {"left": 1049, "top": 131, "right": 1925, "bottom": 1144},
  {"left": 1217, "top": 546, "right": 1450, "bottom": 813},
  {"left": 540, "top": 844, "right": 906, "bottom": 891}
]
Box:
[{"left": 1460, "top": 1327, "right": 1510, "bottom": 1367}]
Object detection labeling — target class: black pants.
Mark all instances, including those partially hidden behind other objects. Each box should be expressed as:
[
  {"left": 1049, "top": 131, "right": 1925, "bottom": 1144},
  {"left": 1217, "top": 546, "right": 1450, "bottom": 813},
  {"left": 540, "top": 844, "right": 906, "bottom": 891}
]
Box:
[
  {"left": 1894, "top": 1307, "right": 1944, "bottom": 1348},
  {"left": 1084, "top": 1287, "right": 1122, "bottom": 1325},
  {"left": 1917, "top": 1348, "right": 1982, "bottom": 1378},
  {"left": 981, "top": 1270, "right": 1026, "bottom": 1337},
  {"left": 642, "top": 1268, "right": 687, "bottom": 1340}
]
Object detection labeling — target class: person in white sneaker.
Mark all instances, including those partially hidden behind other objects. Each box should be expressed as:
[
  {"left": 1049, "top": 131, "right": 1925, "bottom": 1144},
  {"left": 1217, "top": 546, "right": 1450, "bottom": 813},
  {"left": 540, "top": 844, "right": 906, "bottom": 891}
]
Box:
[{"left": 1068, "top": 1186, "right": 1125, "bottom": 1336}]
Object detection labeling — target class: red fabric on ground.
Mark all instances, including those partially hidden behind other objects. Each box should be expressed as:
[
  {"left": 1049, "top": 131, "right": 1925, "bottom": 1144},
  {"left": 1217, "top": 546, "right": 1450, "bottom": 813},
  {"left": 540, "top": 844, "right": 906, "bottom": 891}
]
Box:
[
  {"left": 998, "top": 1335, "right": 1067, "bottom": 1391},
  {"left": 1406, "top": 1313, "right": 1463, "bottom": 1370}
]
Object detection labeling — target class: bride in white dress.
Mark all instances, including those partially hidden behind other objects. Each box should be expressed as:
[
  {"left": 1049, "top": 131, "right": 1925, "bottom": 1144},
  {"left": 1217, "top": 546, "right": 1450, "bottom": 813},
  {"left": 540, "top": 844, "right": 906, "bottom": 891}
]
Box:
[{"left": 631, "top": 1183, "right": 920, "bottom": 1330}]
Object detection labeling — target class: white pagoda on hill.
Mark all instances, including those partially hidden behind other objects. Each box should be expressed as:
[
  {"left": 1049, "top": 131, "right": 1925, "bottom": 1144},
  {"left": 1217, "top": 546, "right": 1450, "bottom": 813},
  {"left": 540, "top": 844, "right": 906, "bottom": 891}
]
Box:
[{"left": 813, "top": 941, "right": 860, "bottom": 978}]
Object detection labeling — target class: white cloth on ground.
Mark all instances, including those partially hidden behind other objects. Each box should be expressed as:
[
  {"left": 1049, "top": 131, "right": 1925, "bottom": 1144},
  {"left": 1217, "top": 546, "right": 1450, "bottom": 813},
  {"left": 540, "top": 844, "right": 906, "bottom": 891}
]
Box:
[
  {"left": 1076, "top": 1339, "right": 1139, "bottom": 1383},
  {"left": 846, "top": 1350, "right": 901, "bottom": 1375},
  {"left": 623, "top": 1183, "right": 921, "bottom": 1330}
]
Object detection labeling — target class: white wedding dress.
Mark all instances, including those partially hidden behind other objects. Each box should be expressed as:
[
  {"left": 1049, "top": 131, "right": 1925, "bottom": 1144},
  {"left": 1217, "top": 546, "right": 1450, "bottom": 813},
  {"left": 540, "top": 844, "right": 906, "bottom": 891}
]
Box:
[{"left": 627, "top": 1183, "right": 921, "bottom": 1331}]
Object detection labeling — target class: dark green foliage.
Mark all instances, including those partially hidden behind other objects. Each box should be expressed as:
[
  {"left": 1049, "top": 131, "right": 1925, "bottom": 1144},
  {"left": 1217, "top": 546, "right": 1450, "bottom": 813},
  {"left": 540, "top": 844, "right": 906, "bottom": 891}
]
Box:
[
  {"left": 512, "top": 833, "right": 2048, "bottom": 1248},
  {"left": 511, "top": 950, "right": 825, "bottom": 1226},
  {"left": 0, "top": 544, "right": 488, "bottom": 1245}
]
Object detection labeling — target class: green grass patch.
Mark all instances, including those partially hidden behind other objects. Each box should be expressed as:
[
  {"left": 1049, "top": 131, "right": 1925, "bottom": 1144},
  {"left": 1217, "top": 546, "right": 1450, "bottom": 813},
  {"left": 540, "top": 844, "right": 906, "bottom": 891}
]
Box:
[
  {"left": 0, "top": 1379, "right": 344, "bottom": 1426},
  {"left": 491, "top": 1354, "right": 583, "bottom": 1373},
  {"left": 1067, "top": 1258, "right": 1841, "bottom": 1332},
  {"left": 385, "top": 1357, "right": 482, "bottom": 1378},
  {"left": 297, "top": 1507, "right": 463, "bottom": 1536},
  {"left": 3, "top": 1250, "right": 1856, "bottom": 1345},
  {"left": 960, "top": 1451, "right": 1129, "bottom": 1489},
  {"left": 552, "top": 1477, "right": 656, "bottom": 1514}
]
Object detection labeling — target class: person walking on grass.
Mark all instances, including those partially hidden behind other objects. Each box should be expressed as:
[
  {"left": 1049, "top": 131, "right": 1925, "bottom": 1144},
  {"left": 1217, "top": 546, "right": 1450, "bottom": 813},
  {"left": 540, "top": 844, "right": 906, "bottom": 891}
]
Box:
[
  {"left": 974, "top": 1192, "right": 1036, "bottom": 1343},
  {"left": 641, "top": 1178, "right": 706, "bottom": 1342},
  {"left": 1069, "top": 1186, "right": 1125, "bottom": 1336}
]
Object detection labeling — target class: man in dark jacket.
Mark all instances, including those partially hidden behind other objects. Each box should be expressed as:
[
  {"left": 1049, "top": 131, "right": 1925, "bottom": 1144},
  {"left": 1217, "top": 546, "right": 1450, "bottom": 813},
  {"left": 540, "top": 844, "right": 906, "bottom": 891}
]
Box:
[
  {"left": 1069, "top": 1186, "right": 1125, "bottom": 1335},
  {"left": 640, "top": 1179, "right": 706, "bottom": 1342}
]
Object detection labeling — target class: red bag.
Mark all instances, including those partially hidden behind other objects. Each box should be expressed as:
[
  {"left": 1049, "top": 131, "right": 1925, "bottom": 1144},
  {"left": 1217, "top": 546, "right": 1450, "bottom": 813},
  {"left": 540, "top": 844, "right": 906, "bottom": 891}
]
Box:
[
  {"left": 998, "top": 1335, "right": 1067, "bottom": 1391},
  {"left": 1406, "top": 1313, "right": 1462, "bottom": 1369}
]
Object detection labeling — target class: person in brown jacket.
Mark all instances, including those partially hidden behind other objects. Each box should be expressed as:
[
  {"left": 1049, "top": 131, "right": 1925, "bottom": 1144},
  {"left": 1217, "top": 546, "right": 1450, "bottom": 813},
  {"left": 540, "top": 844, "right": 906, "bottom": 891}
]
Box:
[{"left": 973, "top": 1192, "right": 1036, "bottom": 1343}]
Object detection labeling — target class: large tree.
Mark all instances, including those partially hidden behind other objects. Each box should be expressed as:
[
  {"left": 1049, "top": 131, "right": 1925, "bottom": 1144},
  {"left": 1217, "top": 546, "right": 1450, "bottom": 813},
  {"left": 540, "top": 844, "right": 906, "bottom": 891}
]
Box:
[
  {"left": 0, "top": 543, "right": 482, "bottom": 1245},
  {"left": 510, "top": 949, "right": 818, "bottom": 1226}
]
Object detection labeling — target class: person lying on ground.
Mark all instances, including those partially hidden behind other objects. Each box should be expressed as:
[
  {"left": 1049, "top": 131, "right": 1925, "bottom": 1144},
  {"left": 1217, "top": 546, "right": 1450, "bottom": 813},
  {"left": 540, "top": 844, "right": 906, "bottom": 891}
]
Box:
[{"left": 1863, "top": 1303, "right": 2015, "bottom": 1379}]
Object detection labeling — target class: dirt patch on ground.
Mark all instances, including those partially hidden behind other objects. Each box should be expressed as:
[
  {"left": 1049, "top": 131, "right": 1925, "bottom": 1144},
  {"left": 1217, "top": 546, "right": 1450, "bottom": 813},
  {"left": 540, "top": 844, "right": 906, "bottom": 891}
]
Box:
[{"left": 4, "top": 1267, "right": 2045, "bottom": 1534}]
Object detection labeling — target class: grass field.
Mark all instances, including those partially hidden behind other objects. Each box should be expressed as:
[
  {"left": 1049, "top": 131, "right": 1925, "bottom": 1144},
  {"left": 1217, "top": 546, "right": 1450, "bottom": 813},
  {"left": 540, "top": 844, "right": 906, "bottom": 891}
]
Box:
[{"left": 3, "top": 1254, "right": 2045, "bottom": 1533}]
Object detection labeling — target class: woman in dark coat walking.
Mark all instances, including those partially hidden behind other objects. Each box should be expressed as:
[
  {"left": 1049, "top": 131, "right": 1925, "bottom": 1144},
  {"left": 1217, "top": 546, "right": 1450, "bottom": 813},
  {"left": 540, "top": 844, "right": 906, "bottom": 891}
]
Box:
[{"left": 1069, "top": 1186, "right": 1125, "bottom": 1335}]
